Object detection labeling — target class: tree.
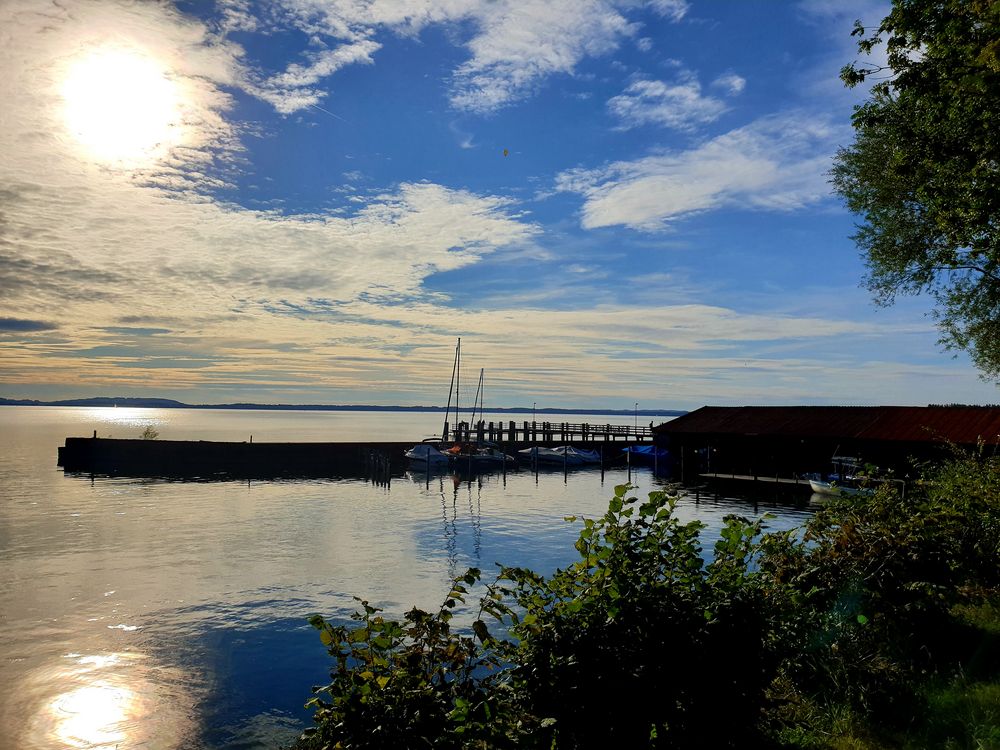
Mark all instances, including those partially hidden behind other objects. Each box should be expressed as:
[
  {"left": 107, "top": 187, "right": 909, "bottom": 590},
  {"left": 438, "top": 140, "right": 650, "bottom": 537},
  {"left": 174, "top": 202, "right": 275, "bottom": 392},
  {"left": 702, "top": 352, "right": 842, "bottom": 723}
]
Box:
[{"left": 831, "top": 0, "right": 1000, "bottom": 378}]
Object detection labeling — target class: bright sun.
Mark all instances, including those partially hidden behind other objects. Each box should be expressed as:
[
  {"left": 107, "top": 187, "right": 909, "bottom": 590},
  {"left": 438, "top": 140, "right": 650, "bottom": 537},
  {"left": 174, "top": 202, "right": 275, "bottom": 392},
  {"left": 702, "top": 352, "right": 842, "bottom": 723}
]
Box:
[{"left": 61, "top": 46, "right": 184, "bottom": 166}]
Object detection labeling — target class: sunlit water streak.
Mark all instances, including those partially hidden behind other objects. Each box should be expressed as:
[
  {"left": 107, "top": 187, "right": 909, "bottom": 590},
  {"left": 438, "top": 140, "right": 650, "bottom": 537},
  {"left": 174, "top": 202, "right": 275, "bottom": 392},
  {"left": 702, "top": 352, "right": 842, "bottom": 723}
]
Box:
[{"left": 0, "top": 407, "right": 815, "bottom": 748}]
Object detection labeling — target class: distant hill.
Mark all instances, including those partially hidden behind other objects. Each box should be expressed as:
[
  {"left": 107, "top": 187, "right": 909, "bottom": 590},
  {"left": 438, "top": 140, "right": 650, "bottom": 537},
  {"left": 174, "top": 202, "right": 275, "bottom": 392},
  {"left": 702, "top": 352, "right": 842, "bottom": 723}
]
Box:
[
  {"left": 0, "top": 396, "right": 188, "bottom": 408},
  {"left": 0, "top": 396, "right": 686, "bottom": 417}
]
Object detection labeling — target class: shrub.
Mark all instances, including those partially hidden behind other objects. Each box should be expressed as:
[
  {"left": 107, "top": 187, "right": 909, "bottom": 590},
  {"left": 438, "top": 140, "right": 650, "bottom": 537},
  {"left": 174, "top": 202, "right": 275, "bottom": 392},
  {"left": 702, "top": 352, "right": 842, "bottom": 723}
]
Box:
[
  {"left": 297, "top": 573, "right": 523, "bottom": 749},
  {"left": 292, "top": 452, "right": 1000, "bottom": 749},
  {"left": 495, "top": 485, "right": 782, "bottom": 748}
]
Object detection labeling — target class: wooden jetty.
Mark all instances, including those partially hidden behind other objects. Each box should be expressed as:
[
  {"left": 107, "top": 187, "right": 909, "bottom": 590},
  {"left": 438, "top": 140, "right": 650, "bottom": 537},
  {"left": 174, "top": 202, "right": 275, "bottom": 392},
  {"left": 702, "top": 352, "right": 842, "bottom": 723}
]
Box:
[
  {"left": 698, "top": 472, "right": 811, "bottom": 488},
  {"left": 445, "top": 420, "right": 653, "bottom": 443}
]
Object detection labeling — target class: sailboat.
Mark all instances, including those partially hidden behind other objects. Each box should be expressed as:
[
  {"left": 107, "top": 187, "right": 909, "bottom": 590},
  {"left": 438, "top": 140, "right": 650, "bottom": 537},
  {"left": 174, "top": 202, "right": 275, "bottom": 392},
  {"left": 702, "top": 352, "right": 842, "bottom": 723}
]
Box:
[{"left": 405, "top": 338, "right": 515, "bottom": 471}]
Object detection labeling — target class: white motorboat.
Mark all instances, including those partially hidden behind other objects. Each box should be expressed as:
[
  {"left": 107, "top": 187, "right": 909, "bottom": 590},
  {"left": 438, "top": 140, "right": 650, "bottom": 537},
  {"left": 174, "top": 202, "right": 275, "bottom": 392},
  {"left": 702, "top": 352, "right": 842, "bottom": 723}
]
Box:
[
  {"left": 807, "top": 478, "right": 873, "bottom": 497},
  {"left": 517, "top": 446, "right": 602, "bottom": 466},
  {"left": 404, "top": 443, "right": 451, "bottom": 466},
  {"left": 807, "top": 456, "right": 875, "bottom": 497}
]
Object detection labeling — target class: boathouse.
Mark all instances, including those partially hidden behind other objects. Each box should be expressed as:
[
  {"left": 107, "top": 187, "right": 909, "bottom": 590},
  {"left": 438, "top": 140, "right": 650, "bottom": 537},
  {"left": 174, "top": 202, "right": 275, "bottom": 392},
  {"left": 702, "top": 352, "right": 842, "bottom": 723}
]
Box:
[{"left": 654, "top": 405, "right": 1000, "bottom": 483}]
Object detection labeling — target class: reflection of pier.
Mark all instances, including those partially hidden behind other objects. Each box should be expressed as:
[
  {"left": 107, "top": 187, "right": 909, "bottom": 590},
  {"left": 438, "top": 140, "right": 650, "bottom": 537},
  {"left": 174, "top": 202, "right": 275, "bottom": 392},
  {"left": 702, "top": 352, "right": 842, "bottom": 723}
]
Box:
[{"left": 445, "top": 420, "right": 653, "bottom": 444}]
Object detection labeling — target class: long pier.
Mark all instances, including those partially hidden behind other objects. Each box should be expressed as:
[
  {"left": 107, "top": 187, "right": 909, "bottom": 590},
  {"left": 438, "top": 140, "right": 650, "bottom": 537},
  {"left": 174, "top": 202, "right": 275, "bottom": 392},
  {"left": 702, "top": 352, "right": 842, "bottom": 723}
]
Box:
[{"left": 58, "top": 422, "right": 653, "bottom": 480}]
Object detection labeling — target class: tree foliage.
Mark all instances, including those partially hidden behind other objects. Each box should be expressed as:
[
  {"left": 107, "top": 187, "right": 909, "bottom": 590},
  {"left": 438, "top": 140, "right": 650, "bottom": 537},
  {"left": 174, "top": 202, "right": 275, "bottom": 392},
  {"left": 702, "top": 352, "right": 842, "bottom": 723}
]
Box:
[
  {"left": 293, "top": 456, "right": 1000, "bottom": 749},
  {"left": 831, "top": 0, "right": 1000, "bottom": 378}
]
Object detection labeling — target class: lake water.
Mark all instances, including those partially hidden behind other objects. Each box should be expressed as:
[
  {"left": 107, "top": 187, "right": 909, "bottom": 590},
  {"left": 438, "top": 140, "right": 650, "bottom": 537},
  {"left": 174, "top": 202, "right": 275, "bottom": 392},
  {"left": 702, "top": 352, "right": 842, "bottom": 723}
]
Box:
[{"left": 0, "top": 407, "right": 816, "bottom": 749}]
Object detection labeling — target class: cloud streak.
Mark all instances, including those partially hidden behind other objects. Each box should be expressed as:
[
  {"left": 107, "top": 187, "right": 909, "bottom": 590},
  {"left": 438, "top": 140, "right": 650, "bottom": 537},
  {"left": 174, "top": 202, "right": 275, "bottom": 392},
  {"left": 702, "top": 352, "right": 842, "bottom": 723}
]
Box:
[
  {"left": 556, "top": 112, "right": 843, "bottom": 230},
  {"left": 233, "top": 0, "right": 689, "bottom": 114}
]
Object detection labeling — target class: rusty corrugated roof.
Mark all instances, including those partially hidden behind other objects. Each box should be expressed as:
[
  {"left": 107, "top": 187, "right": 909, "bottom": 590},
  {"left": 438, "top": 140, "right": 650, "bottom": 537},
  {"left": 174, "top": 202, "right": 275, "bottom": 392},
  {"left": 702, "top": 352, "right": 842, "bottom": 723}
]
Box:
[{"left": 656, "top": 406, "right": 1000, "bottom": 445}]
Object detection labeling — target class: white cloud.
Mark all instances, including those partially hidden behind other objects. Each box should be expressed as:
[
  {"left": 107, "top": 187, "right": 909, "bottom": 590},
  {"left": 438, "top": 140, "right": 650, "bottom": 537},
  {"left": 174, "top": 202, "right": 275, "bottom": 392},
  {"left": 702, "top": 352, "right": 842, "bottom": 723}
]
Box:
[
  {"left": 649, "top": 0, "right": 690, "bottom": 22},
  {"left": 556, "top": 112, "right": 842, "bottom": 230},
  {"left": 238, "top": 0, "right": 688, "bottom": 115},
  {"left": 251, "top": 39, "right": 381, "bottom": 114},
  {"left": 711, "top": 72, "right": 746, "bottom": 96},
  {"left": 448, "top": 0, "right": 639, "bottom": 113},
  {"left": 607, "top": 75, "right": 727, "bottom": 131}
]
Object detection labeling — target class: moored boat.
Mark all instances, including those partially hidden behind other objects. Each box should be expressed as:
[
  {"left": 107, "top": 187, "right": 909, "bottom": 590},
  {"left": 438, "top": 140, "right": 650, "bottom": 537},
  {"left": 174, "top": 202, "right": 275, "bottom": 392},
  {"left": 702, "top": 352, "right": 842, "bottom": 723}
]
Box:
[
  {"left": 807, "top": 478, "right": 873, "bottom": 497},
  {"left": 517, "top": 445, "right": 601, "bottom": 466},
  {"left": 622, "top": 445, "right": 669, "bottom": 464},
  {"left": 807, "top": 456, "right": 875, "bottom": 497},
  {"left": 445, "top": 443, "right": 517, "bottom": 468},
  {"left": 404, "top": 443, "right": 451, "bottom": 466}
]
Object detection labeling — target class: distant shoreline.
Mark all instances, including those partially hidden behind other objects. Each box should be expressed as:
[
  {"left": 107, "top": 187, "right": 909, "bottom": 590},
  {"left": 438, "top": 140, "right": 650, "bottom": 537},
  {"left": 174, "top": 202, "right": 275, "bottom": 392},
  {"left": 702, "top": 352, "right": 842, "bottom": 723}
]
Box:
[{"left": 0, "top": 396, "right": 685, "bottom": 418}]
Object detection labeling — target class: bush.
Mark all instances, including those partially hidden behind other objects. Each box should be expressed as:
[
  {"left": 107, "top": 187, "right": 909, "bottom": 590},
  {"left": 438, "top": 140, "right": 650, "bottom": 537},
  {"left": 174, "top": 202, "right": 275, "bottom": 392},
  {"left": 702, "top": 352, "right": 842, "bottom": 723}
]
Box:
[
  {"left": 292, "top": 453, "right": 1000, "bottom": 749},
  {"left": 762, "top": 451, "right": 1000, "bottom": 740},
  {"left": 297, "top": 574, "right": 523, "bottom": 749},
  {"left": 495, "top": 485, "right": 782, "bottom": 748}
]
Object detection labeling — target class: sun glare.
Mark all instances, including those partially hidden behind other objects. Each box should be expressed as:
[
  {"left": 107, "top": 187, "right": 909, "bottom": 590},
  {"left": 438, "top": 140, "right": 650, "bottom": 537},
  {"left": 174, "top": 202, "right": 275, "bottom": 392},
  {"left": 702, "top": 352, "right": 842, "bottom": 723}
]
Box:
[
  {"left": 52, "top": 681, "right": 133, "bottom": 748},
  {"left": 61, "top": 47, "right": 184, "bottom": 166}
]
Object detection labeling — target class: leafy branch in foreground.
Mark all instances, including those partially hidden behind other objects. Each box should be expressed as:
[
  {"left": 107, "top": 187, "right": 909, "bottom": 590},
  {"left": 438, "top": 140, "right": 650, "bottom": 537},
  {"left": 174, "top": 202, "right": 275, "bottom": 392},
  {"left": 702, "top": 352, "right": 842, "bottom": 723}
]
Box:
[{"left": 297, "top": 570, "right": 523, "bottom": 749}]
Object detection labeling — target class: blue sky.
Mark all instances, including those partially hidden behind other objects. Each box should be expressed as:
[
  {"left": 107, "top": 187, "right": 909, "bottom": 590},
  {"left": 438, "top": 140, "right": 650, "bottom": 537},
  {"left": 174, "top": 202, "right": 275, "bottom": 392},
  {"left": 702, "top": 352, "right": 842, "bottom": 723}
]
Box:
[{"left": 1, "top": 0, "right": 996, "bottom": 410}]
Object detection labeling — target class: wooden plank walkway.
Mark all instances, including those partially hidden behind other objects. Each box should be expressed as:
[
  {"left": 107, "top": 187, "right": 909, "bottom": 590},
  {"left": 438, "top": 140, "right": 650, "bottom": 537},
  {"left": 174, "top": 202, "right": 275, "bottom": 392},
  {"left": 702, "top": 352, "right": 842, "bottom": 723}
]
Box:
[
  {"left": 699, "top": 472, "right": 812, "bottom": 486},
  {"left": 447, "top": 420, "right": 653, "bottom": 444}
]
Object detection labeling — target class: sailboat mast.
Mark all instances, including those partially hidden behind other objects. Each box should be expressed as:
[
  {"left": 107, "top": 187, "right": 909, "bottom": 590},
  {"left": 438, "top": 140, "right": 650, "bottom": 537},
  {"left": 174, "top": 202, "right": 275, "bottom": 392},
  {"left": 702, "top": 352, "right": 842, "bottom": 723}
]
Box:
[
  {"left": 470, "top": 367, "right": 484, "bottom": 425},
  {"left": 443, "top": 337, "right": 460, "bottom": 442}
]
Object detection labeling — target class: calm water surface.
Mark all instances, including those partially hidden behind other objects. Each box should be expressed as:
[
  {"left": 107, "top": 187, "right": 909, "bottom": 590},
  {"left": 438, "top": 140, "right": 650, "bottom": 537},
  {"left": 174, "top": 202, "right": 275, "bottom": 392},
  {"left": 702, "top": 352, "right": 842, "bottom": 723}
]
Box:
[{"left": 0, "top": 407, "right": 815, "bottom": 749}]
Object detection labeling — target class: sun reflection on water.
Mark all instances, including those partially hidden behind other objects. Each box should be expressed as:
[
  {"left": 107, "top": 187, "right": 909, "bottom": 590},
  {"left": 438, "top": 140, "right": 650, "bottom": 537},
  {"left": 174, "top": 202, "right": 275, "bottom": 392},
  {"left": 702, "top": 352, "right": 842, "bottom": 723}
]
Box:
[
  {"left": 79, "top": 406, "right": 165, "bottom": 435},
  {"left": 23, "top": 651, "right": 192, "bottom": 750},
  {"left": 52, "top": 680, "right": 133, "bottom": 748}
]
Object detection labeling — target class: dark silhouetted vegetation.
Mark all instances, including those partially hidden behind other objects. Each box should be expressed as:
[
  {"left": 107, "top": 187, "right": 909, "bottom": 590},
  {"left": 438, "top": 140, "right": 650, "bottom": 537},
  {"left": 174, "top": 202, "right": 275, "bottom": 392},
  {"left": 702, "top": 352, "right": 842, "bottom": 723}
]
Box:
[{"left": 290, "top": 449, "right": 999, "bottom": 749}]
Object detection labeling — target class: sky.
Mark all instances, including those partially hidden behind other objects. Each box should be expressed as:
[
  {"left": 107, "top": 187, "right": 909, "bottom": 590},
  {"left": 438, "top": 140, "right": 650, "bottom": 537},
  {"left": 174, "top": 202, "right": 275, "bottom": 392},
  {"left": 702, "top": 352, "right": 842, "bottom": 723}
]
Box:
[{"left": 1, "top": 0, "right": 997, "bottom": 411}]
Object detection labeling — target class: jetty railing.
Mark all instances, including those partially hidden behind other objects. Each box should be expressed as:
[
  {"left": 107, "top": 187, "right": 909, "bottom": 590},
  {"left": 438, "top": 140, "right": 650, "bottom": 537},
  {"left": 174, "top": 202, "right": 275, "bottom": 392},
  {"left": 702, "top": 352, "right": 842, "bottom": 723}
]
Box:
[{"left": 444, "top": 420, "right": 653, "bottom": 444}]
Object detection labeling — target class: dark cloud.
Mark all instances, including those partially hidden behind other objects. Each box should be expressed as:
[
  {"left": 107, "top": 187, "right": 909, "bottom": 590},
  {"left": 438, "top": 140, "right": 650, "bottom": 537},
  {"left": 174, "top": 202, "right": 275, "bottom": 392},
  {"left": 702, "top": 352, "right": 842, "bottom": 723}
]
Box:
[
  {"left": 101, "top": 326, "right": 172, "bottom": 336},
  {"left": 0, "top": 317, "right": 57, "bottom": 332},
  {"left": 0, "top": 250, "right": 124, "bottom": 302}
]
